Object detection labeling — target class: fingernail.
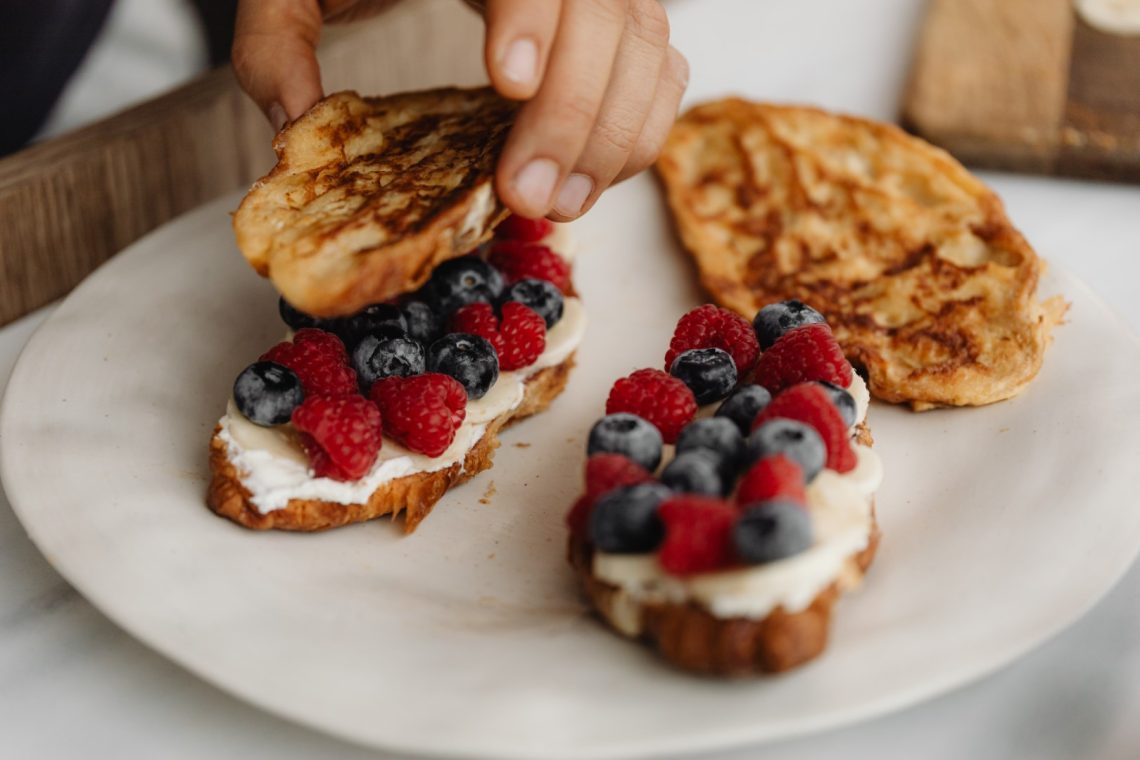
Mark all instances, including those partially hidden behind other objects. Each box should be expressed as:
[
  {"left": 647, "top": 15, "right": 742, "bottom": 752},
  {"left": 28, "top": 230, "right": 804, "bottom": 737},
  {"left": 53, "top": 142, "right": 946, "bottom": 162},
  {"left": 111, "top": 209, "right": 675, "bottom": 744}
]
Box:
[
  {"left": 513, "top": 158, "right": 560, "bottom": 211},
  {"left": 554, "top": 173, "right": 594, "bottom": 217},
  {"left": 268, "top": 102, "right": 287, "bottom": 132},
  {"left": 501, "top": 38, "right": 538, "bottom": 85}
]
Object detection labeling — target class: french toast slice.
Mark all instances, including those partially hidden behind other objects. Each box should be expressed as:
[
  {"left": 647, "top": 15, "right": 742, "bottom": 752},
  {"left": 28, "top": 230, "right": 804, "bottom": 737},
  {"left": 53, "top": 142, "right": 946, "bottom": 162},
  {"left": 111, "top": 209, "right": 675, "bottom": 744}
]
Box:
[
  {"left": 656, "top": 100, "right": 1066, "bottom": 410},
  {"left": 233, "top": 87, "right": 517, "bottom": 318}
]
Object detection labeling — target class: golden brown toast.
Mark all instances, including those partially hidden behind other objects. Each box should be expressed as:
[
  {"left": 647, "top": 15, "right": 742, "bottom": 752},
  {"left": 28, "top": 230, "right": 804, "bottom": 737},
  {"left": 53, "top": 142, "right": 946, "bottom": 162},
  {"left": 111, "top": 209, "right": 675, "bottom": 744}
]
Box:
[
  {"left": 208, "top": 356, "right": 574, "bottom": 533},
  {"left": 233, "top": 88, "right": 517, "bottom": 318},
  {"left": 656, "top": 100, "right": 1066, "bottom": 410},
  {"left": 571, "top": 425, "right": 877, "bottom": 676}
]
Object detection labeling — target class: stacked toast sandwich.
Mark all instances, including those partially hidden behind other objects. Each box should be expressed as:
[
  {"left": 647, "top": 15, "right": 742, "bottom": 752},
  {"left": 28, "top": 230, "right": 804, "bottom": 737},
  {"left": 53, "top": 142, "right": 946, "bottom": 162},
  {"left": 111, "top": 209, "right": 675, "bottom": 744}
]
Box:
[
  {"left": 208, "top": 88, "right": 586, "bottom": 532},
  {"left": 656, "top": 99, "right": 1066, "bottom": 410}
]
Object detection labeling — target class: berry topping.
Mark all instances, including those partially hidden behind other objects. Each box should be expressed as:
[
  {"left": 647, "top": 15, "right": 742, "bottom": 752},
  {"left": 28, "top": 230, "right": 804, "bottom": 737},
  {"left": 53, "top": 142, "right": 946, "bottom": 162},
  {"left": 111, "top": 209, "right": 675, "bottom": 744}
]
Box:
[
  {"left": 752, "top": 322, "right": 853, "bottom": 395},
  {"left": 352, "top": 335, "right": 425, "bottom": 389},
  {"left": 715, "top": 384, "right": 772, "bottom": 435},
  {"left": 566, "top": 495, "right": 596, "bottom": 541},
  {"left": 401, "top": 300, "right": 444, "bottom": 346},
  {"left": 669, "top": 347, "right": 738, "bottom": 405},
  {"left": 661, "top": 450, "right": 725, "bottom": 496},
  {"left": 589, "top": 482, "right": 672, "bottom": 553},
  {"left": 291, "top": 395, "right": 382, "bottom": 481},
  {"left": 657, "top": 496, "right": 738, "bottom": 576},
  {"left": 586, "top": 453, "right": 654, "bottom": 500},
  {"left": 497, "top": 213, "right": 554, "bottom": 242},
  {"left": 370, "top": 373, "right": 467, "bottom": 457},
  {"left": 746, "top": 418, "right": 826, "bottom": 482},
  {"left": 425, "top": 256, "right": 505, "bottom": 315},
  {"left": 488, "top": 240, "right": 572, "bottom": 293},
  {"left": 334, "top": 303, "right": 407, "bottom": 348},
  {"left": 499, "top": 278, "right": 564, "bottom": 328},
  {"left": 278, "top": 297, "right": 321, "bottom": 331},
  {"left": 675, "top": 417, "right": 744, "bottom": 477},
  {"left": 260, "top": 329, "right": 357, "bottom": 398},
  {"left": 450, "top": 301, "right": 547, "bottom": 371},
  {"left": 233, "top": 361, "right": 304, "bottom": 426},
  {"left": 754, "top": 383, "right": 857, "bottom": 472},
  {"left": 816, "top": 380, "right": 857, "bottom": 428},
  {"left": 426, "top": 333, "right": 500, "bottom": 400},
  {"left": 605, "top": 368, "right": 697, "bottom": 444},
  {"left": 753, "top": 299, "right": 826, "bottom": 350},
  {"left": 587, "top": 413, "right": 664, "bottom": 472},
  {"left": 737, "top": 454, "right": 807, "bottom": 506},
  {"left": 733, "top": 500, "right": 813, "bottom": 564},
  {"left": 664, "top": 304, "right": 760, "bottom": 376}
]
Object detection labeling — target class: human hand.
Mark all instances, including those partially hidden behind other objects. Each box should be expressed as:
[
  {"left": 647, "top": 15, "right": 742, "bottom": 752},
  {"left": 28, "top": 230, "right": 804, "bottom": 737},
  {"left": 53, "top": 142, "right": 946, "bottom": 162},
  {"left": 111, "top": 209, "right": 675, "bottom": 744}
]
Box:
[{"left": 231, "top": 0, "right": 688, "bottom": 221}]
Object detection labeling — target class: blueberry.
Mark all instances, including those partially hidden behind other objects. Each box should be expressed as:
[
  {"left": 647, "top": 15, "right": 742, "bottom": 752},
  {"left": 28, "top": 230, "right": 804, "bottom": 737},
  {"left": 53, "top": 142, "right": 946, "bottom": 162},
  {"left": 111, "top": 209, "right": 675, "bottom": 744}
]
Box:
[
  {"left": 676, "top": 417, "right": 745, "bottom": 479},
  {"left": 499, "top": 278, "right": 564, "bottom": 328},
  {"left": 278, "top": 297, "right": 321, "bottom": 331},
  {"left": 587, "top": 413, "right": 663, "bottom": 472},
  {"left": 334, "top": 303, "right": 407, "bottom": 348},
  {"left": 715, "top": 384, "right": 772, "bottom": 435},
  {"left": 816, "top": 380, "right": 857, "bottom": 428},
  {"left": 669, "top": 348, "right": 738, "bottom": 405},
  {"left": 427, "top": 333, "right": 499, "bottom": 399},
  {"left": 425, "top": 256, "right": 505, "bottom": 315},
  {"left": 401, "top": 300, "right": 443, "bottom": 345},
  {"left": 589, "top": 482, "right": 672, "bottom": 553},
  {"left": 353, "top": 335, "right": 425, "bottom": 389},
  {"left": 733, "top": 500, "right": 813, "bottom": 564},
  {"left": 233, "top": 361, "right": 304, "bottom": 427},
  {"left": 753, "top": 299, "right": 826, "bottom": 350},
  {"left": 661, "top": 450, "right": 726, "bottom": 496},
  {"left": 746, "top": 418, "right": 826, "bottom": 481}
]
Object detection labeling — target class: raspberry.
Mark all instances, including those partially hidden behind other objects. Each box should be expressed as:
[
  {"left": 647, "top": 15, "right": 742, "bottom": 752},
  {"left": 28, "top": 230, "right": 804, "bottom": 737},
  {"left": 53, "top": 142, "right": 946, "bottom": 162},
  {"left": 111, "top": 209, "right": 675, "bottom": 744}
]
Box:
[
  {"left": 370, "top": 373, "right": 467, "bottom": 457},
  {"left": 497, "top": 214, "right": 554, "bottom": 242},
  {"left": 291, "top": 395, "right": 382, "bottom": 480},
  {"left": 754, "top": 383, "right": 856, "bottom": 472},
  {"left": 657, "top": 496, "right": 739, "bottom": 576},
  {"left": 737, "top": 454, "right": 807, "bottom": 505},
  {"left": 261, "top": 329, "right": 357, "bottom": 398},
  {"left": 752, "top": 323, "right": 852, "bottom": 395},
  {"left": 586, "top": 453, "right": 653, "bottom": 500},
  {"left": 664, "top": 305, "right": 759, "bottom": 376},
  {"left": 488, "top": 240, "right": 572, "bottom": 293},
  {"left": 450, "top": 302, "right": 546, "bottom": 371},
  {"left": 606, "top": 368, "right": 697, "bottom": 444},
  {"left": 566, "top": 495, "right": 595, "bottom": 540}
]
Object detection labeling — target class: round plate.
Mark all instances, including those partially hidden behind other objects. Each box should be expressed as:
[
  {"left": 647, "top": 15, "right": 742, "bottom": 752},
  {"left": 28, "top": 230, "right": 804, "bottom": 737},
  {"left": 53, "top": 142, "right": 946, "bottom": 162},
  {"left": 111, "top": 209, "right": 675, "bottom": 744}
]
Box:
[{"left": 4, "top": 186, "right": 1140, "bottom": 760}]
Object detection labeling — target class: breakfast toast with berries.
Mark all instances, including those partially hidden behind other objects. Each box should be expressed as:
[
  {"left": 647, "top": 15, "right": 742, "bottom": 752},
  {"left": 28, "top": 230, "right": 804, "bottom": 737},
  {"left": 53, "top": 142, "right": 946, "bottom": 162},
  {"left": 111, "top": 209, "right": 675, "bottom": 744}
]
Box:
[
  {"left": 568, "top": 301, "right": 881, "bottom": 675},
  {"left": 233, "top": 87, "right": 517, "bottom": 319},
  {"left": 656, "top": 99, "right": 1067, "bottom": 411}
]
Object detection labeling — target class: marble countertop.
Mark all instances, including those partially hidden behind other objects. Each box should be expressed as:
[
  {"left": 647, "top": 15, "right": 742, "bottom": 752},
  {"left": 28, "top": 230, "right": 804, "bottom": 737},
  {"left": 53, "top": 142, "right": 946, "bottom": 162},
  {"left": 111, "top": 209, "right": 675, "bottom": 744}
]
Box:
[{"left": 4, "top": 0, "right": 1140, "bottom": 756}]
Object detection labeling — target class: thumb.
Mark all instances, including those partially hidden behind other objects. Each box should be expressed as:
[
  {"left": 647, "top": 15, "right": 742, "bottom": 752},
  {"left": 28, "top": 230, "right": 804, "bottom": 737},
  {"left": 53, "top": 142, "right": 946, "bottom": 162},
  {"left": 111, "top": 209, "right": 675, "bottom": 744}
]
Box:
[{"left": 232, "top": 0, "right": 325, "bottom": 129}]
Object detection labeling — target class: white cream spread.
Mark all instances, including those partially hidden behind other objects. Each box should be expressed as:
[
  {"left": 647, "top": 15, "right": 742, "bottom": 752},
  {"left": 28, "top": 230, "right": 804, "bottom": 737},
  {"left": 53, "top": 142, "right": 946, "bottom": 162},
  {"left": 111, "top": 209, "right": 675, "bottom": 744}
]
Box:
[
  {"left": 593, "top": 373, "right": 881, "bottom": 628},
  {"left": 219, "top": 232, "right": 585, "bottom": 514},
  {"left": 1075, "top": 0, "right": 1140, "bottom": 35}
]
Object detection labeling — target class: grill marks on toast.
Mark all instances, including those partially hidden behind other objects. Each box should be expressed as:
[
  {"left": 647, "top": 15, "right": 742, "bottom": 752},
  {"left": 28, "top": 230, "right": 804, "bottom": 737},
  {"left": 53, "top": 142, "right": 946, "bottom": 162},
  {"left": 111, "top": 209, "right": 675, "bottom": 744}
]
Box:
[
  {"left": 234, "top": 88, "right": 518, "bottom": 318},
  {"left": 657, "top": 100, "right": 1065, "bottom": 410}
]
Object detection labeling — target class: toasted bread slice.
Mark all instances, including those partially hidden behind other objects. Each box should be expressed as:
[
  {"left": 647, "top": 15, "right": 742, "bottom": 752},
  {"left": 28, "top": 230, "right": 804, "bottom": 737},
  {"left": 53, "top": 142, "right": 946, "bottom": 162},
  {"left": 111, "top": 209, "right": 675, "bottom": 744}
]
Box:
[
  {"left": 571, "top": 425, "right": 877, "bottom": 675},
  {"left": 208, "top": 355, "right": 574, "bottom": 533},
  {"left": 657, "top": 100, "right": 1066, "bottom": 410},
  {"left": 233, "top": 88, "right": 517, "bottom": 318}
]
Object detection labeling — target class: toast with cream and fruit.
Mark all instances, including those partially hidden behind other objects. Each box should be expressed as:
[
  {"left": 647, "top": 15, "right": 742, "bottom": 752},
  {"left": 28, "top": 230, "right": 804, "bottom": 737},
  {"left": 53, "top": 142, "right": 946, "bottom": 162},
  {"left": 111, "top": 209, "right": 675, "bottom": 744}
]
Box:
[
  {"left": 567, "top": 300, "right": 879, "bottom": 675},
  {"left": 656, "top": 99, "right": 1066, "bottom": 411},
  {"left": 209, "top": 88, "right": 585, "bottom": 532}
]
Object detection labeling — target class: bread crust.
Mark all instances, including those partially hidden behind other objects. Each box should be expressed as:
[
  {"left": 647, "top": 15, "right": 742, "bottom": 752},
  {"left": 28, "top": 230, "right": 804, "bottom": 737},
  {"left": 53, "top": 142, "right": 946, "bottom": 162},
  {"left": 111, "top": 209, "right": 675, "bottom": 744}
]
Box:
[
  {"left": 656, "top": 100, "right": 1066, "bottom": 410},
  {"left": 570, "top": 423, "right": 879, "bottom": 676},
  {"left": 207, "top": 356, "right": 574, "bottom": 533},
  {"left": 233, "top": 88, "right": 517, "bottom": 318}
]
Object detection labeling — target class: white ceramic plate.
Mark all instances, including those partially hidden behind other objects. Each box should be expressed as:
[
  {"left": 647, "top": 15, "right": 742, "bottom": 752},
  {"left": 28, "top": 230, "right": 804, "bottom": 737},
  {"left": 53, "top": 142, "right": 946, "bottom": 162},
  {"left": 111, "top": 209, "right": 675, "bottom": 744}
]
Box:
[{"left": 3, "top": 185, "right": 1140, "bottom": 760}]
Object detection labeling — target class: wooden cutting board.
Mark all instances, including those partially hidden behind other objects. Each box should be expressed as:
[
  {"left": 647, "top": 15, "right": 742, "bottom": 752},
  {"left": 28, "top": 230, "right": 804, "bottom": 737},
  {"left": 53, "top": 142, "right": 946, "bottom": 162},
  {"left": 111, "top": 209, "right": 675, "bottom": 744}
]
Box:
[{"left": 904, "top": 0, "right": 1140, "bottom": 182}]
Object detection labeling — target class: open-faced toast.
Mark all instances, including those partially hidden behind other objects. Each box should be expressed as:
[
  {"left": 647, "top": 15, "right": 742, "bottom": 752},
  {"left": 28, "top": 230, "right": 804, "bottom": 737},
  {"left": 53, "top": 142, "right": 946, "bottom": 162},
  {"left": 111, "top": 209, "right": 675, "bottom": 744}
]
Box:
[
  {"left": 567, "top": 301, "right": 881, "bottom": 675},
  {"left": 233, "top": 87, "right": 517, "bottom": 318},
  {"left": 656, "top": 99, "right": 1066, "bottom": 410}
]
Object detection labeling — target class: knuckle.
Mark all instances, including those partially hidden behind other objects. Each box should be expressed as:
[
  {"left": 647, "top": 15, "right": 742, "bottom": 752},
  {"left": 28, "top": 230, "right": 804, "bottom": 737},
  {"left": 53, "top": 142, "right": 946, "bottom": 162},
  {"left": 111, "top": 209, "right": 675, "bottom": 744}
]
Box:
[
  {"left": 628, "top": 0, "right": 669, "bottom": 45},
  {"left": 551, "top": 92, "right": 600, "bottom": 134},
  {"left": 593, "top": 112, "right": 642, "bottom": 156},
  {"left": 585, "top": 0, "right": 629, "bottom": 26},
  {"left": 627, "top": 128, "right": 668, "bottom": 171}
]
